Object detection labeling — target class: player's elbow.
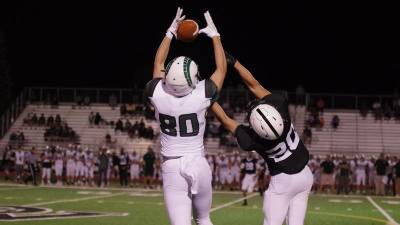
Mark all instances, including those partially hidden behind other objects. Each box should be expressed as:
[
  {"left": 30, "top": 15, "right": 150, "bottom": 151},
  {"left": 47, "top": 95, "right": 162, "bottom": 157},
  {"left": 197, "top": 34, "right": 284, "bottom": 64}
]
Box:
[{"left": 216, "top": 65, "right": 227, "bottom": 76}]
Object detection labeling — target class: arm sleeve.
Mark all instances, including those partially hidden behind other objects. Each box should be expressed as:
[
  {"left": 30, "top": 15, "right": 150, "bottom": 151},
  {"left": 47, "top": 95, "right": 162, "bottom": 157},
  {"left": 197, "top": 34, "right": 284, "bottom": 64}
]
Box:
[
  {"left": 205, "top": 79, "right": 219, "bottom": 103},
  {"left": 234, "top": 125, "right": 257, "bottom": 151},
  {"left": 143, "top": 78, "right": 161, "bottom": 102}
]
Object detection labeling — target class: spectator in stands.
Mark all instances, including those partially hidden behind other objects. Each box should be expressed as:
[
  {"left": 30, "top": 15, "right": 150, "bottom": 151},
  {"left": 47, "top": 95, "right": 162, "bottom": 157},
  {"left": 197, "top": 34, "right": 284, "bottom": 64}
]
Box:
[
  {"left": 318, "top": 116, "right": 325, "bottom": 129},
  {"left": 134, "top": 104, "right": 144, "bottom": 116},
  {"left": 31, "top": 113, "right": 38, "bottom": 125},
  {"left": 115, "top": 119, "right": 124, "bottom": 132},
  {"left": 146, "top": 126, "right": 154, "bottom": 140},
  {"left": 375, "top": 153, "right": 388, "bottom": 195},
  {"left": 144, "top": 105, "right": 155, "bottom": 120},
  {"left": 55, "top": 114, "right": 61, "bottom": 125},
  {"left": 120, "top": 104, "right": 127, "bottom": 116},
  {"left": 127, "top": 104, "right": 135, "bottom": 116},
  {"left": 83, "top": 95, "right": 90, "bottom": 107},
  {"left": 316, "top": 98, "right": 325, "bottom": 114},
  {"left": 23, "top": 113, "right": 33, "bottom": 126},
  {"left": 9, "top": 132, "right": 17, "bottom": 142},
  {"left": 94, "top": 112, "right": 102, "bottom": 126},
  {"left": 295, "top": 84, "right": 306, "bottom": 106},
  {"left": 331, "top": 115, "right": 340, "bottom": 130},
  {"left": 359, "top": 102, "right": 369, "bottom": 118},
  {"left": 38, "top": 114, "right": 46, "bottom": 126},
  {"left": 75, "top": 95, "right": 83, "bottom": 106},
  {"left": 109, "top": 93, "right": 118, "bottom": 109},
  {"left": 138, "top": 119, "right": 146, "bottom": 138},
  {"left": 383, "top": 102, "right": 392, "bottom": 120},
  {"left": 88, "top": 112, "right": 95, "bottom": 126},
  {"left": 98, "top": 148, "right": 109, "bottom": 187},
  {"left": 17, "top": 131, "right": 25, "bottom": 146},
  {"left": 395, "top": 157, "right": 400, "bottom": 197},
  {"left": 105, "top": 133, "right": 112, "bottom": 144},
  {"left": 47, "top": 115, "right": 54, "bottom": 127},
  {"left": 302, "top": 126, "right": 312, "bottom": 145},
  {"left": 320, "top": 155, "right": 335, "bottom": 193},
  {"left": 124, "top": 119, "right": 132, "bottom": 131},
  {"left": 337, "top": 156, "right": 350, "bottom": 195},
  {"left": 372, "top": 100, "right": 383, "bottom": 120}
]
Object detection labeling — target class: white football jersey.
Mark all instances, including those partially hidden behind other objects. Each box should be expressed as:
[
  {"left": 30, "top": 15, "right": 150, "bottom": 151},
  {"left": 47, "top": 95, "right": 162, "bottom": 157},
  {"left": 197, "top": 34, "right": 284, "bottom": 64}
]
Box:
[
  {"left": 145, "top": 78, "right": 218, "bottom": 157},
  {"left": 15, "top": 151, "right": 25, "bottom": 165},
  {"left": 129, "top": 154, "right": 140, "bottom": 164},
  {"left": 217, "top": 158, "right": 229, "bottom": 172},
  {"left": 356, "top": 160, "right": 368, "bottom": 172}
]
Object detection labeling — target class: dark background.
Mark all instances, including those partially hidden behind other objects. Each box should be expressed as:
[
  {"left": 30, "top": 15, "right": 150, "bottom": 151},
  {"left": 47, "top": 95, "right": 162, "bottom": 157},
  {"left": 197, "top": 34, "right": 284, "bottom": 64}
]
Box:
[{"left": 1, "top": 0, "right": 399, "bottom": 95}]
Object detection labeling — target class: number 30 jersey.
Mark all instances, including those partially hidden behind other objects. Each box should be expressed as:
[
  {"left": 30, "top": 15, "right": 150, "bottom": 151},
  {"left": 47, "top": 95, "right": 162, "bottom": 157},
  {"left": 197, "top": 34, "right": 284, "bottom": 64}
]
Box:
[
  {"left": 234, "top": 93, "right": 309, "bottom": 176},
  {"left": 144, "top": 78, "right": 218, "bottom": 157}
]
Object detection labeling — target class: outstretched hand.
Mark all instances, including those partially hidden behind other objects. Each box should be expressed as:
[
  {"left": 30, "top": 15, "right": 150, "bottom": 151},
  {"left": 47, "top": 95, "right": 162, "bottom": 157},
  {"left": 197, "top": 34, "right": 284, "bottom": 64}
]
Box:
[
  {"left": 199, "top": 11, "right": 220, "bottom": 38},
  {"left": 166, "top": 7, "right": 186, "bottom": 39}
]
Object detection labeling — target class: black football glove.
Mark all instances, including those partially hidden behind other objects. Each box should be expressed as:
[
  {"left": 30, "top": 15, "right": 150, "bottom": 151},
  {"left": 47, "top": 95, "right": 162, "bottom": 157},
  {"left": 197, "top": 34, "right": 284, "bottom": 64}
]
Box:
[{"left": 225, "top": 51, "right": 237, "bottom": 66}]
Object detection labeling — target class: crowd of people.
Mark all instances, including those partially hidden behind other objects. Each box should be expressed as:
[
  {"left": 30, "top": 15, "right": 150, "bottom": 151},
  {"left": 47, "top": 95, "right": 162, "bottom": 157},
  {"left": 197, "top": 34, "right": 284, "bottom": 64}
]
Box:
[
  {"left": 8, "top": 130, "right": 25, "bottom": 147},
  {"left": 309, "top": 153, "right": 400, "bottom": 196},
  {"left": 119, "top": 104, "right": 155, "bottom": 120},
  {"left": 368, "top": 99, "right": 400, "bottom": 121},
  {"left": 1, "top": 143, "right": 400, "bottom": 197},
  {"left": 0, "top": 144, "right": 160, "bottom": 188},
  {"left": 44, "top": 122, "right": 78, "bottom": 143},
  {"left": 23, "top": 113, "right": 62, "bottom": 127},
  {"left": 22, "top": 112, "right": 78, "bottom": 143},
  {"left": 114, "top": 118, "right": 155, "bottom": 140}
]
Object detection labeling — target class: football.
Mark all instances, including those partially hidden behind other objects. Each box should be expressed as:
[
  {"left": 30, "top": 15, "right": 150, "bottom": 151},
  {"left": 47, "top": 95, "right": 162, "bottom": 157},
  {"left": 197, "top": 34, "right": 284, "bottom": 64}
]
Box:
[{"left": 176, "top": 19, "right": 199, "bottom": 42}]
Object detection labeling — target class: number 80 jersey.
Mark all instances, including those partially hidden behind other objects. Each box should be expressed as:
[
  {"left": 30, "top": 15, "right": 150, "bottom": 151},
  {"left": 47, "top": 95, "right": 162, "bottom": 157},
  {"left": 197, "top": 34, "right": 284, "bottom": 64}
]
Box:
[{"left": 144, "top": 78, "right": 218, "bottom": 157}]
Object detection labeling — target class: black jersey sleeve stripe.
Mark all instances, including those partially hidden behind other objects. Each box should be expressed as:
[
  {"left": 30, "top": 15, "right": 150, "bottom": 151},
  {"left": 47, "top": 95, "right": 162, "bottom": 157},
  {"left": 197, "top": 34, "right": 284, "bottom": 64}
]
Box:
[
  {"left": 143, "top": 78, "right": 162, "bottom": 99},
  {"left": 205, "top": 79, "right": 219, "bottom": 103},
  {"left": 256, "top": 108, "right": 280, "bottom": 138}
]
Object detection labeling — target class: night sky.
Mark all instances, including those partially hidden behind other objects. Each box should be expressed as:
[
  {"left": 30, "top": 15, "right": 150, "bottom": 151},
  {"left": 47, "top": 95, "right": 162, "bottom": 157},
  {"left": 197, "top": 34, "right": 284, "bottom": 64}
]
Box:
[{"left": 1, "top": 0, "right": 400, "bottom": 94}]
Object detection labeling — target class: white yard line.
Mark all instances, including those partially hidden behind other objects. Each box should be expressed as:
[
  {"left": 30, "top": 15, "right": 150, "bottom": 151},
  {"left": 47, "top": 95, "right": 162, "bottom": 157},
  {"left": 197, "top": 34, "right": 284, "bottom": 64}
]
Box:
[
  {"left": 24, "top": 192, "right": 125, "bottom": 207},
  {"left": 366, "top": 196, "right": 399, "bottom": 225},
  {"left": 210, "top": 193, "right": 259, "bottom": 213}
]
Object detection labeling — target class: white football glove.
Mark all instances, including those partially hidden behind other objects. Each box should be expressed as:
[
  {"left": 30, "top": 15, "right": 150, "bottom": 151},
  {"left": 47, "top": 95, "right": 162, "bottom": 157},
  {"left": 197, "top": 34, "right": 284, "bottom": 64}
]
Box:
[
  {"left": 199, "top": 11, "right": 220, "bottom": 38},
  {"left": 166, "top": 7, "right": 186, "bottom": 39}
]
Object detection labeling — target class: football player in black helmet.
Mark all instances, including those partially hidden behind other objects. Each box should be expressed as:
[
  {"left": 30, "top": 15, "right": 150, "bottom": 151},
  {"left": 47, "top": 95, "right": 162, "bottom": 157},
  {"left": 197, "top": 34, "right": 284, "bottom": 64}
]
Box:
[{"left": 211, "top": 52, "right": 312, "bottom": 225}]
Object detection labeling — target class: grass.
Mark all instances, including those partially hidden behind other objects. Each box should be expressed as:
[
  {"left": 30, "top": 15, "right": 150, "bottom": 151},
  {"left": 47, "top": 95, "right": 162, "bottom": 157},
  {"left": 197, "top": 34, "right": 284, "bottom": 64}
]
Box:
[{"left": 0, "top": 184, "right": 399, "bottom": 225}]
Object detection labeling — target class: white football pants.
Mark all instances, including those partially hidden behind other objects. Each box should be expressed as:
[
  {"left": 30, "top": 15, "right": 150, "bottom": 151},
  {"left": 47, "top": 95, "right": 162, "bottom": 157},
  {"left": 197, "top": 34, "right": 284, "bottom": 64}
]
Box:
[
  {"left": 162, "top": 155, "right": 213, "bottom": 225},
  {"left": 263, "top": 166, "right": 313, "bottom": 225}
]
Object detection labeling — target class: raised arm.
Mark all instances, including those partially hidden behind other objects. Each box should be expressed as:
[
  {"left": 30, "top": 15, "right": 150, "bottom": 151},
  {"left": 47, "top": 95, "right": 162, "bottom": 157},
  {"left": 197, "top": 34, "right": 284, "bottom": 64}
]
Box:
[
  {"left": 153, "top": 37, "right": 172, "bottom": 79},
  {"left": 225, "top": 52, "right": 271, "bottom": 99},
  {"left": 199, "top": 11, "right": 227, "bottom": 91},
  {"left": 210, "top": 102, "right": 238, "bottom": 134},
  {"left": 152, "top": 8, "right": 185, "bottom": 79}
]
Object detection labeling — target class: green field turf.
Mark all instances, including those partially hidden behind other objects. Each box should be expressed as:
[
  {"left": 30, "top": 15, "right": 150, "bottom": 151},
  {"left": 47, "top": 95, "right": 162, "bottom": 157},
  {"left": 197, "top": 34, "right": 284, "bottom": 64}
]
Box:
[{"left": 0, "top": 184, "right": 399, "bottom": 225}]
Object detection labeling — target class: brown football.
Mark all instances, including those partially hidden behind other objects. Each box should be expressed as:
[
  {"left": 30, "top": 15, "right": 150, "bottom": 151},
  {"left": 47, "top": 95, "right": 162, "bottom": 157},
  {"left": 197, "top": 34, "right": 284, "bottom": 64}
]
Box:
[{"left": 177, "top": 19, "right": 199, "bottom": 42}]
